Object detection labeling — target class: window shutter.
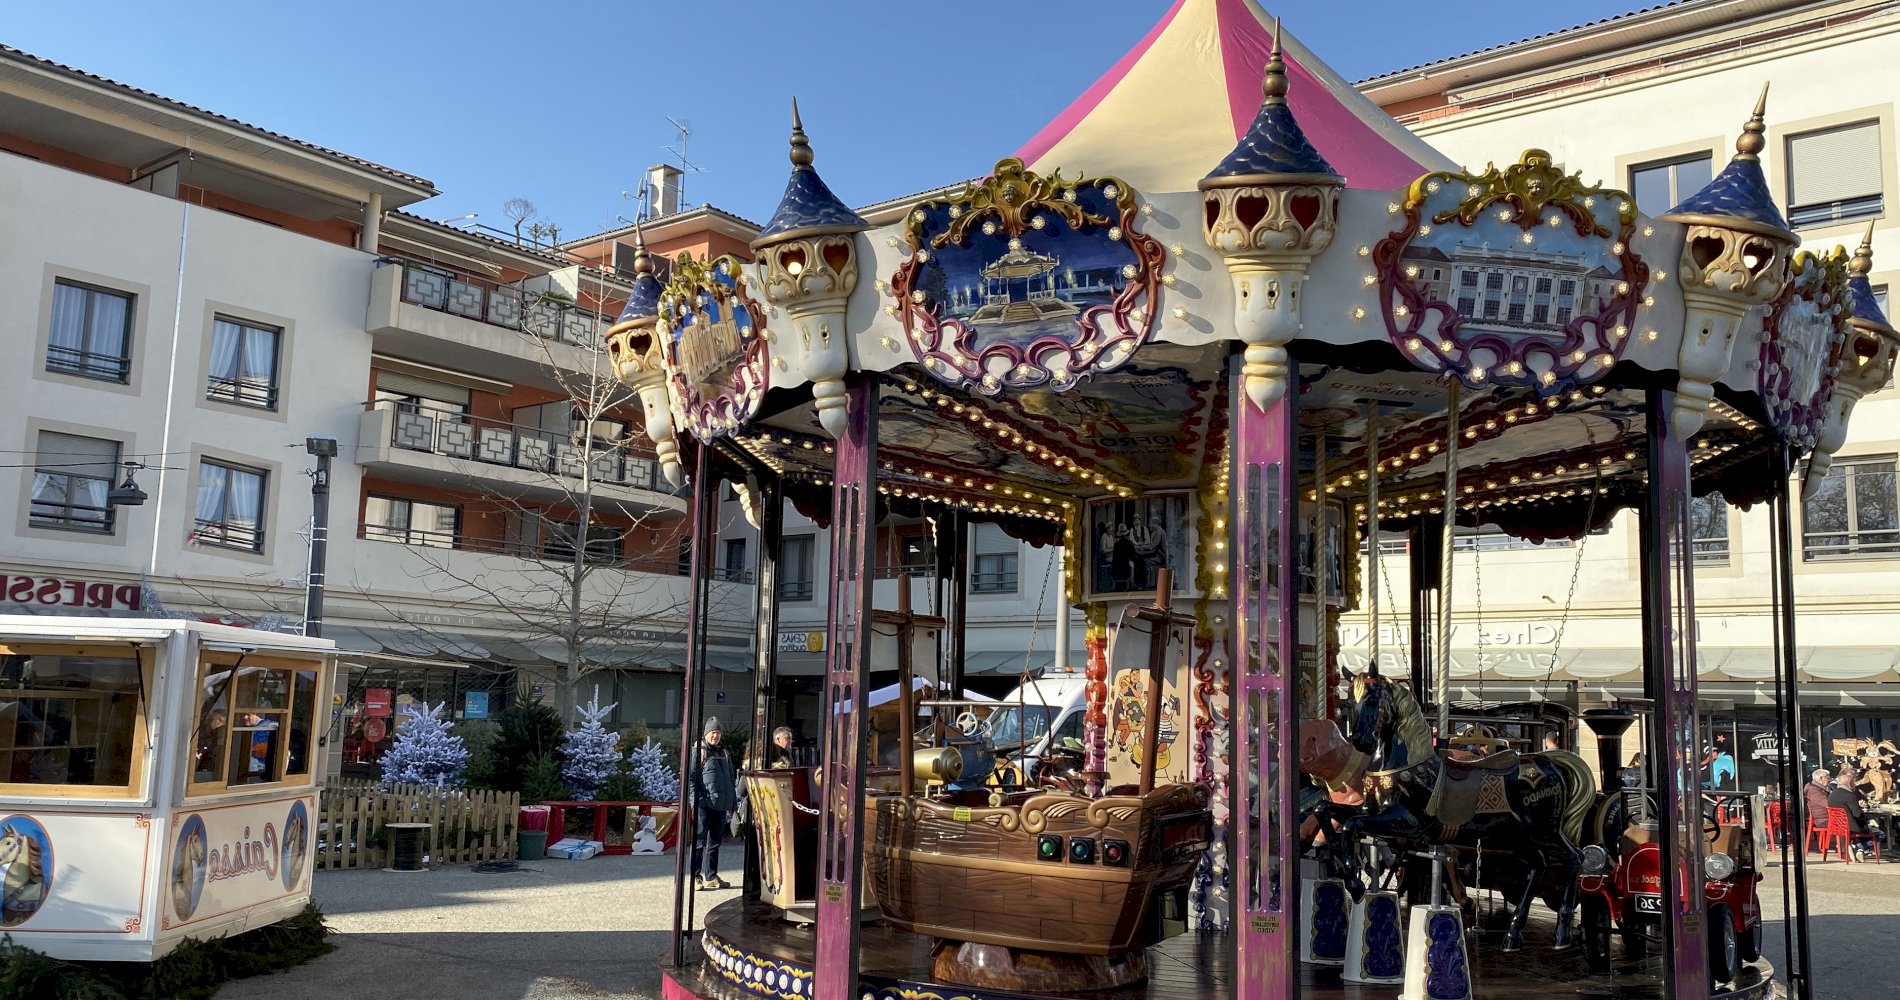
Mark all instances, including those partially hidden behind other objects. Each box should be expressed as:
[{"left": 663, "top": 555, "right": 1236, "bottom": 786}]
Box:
[
  {"left": 375, "top": 370, "right": 470, "bottom": 407},
  {"left": 973, "top": 522, "right": 1014, "bottom": 555},
  {"left": 1788, "top": 122, "right": 1883, "bottom": 206},
  {"left": 37, "top": 431, "right": 120, "bottom": 479}
]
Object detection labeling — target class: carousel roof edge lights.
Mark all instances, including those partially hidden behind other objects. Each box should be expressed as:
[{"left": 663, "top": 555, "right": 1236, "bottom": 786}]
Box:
[{"left": 1015, "top": 0, "right": 1453, "bottom": 195}]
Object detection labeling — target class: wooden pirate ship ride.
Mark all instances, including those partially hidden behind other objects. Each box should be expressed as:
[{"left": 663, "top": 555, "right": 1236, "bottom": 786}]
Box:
[{"left": 865, "top": 572, "right": 1212, "bottom": 989}]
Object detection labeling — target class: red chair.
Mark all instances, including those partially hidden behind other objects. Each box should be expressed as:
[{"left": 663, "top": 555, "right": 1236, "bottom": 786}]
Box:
[
  {"left": 1764, "top": 800, "right": 1783, "bottom": 852},
  {"left": 1805, "top": 809, "right": 1827, "bottom": 856},
  {"left": 1818, "top": 807, "right": 1881, "bottom": 863}
]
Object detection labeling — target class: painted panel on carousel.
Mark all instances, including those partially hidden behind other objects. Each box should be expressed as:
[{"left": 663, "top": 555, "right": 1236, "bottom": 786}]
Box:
[
  {"left": 1759, "top": 248, "right": 1850, "bottom": 451},
  {"left": 165, "top": 795, "right": 314, "bottom": 931},
  {"left": 1373, "top": 150, "right": 1647, "bottom": 393},
  {"left": 1101, "top": 600, "right": 1194, "bottom": 790},
  {"left": 658, "top": 254, "right": 769, "bottom": 442},
  {"left": 890, "top": 157, "right": 1166, "bottom": 395},
  {"left": 0, "top": 811, "right": 151, "bottom": 935}
]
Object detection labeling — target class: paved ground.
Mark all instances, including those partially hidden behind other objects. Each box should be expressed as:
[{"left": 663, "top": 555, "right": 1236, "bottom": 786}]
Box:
[
  {"left": 215, "top": 852, "right": 736, "bottom": 1000},
  {"left": 217, "top": 851, "right": 1897, "bottom": 999}
]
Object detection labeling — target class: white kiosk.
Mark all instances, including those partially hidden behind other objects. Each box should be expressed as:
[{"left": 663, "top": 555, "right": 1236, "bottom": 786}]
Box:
[{"left": 0, "top": 616, "right": 337, "bottom": 960}]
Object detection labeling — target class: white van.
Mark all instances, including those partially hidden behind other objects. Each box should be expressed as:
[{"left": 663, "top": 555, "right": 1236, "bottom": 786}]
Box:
[{"left": 986, "top": 667, "right": 1088, "bottom": 779}]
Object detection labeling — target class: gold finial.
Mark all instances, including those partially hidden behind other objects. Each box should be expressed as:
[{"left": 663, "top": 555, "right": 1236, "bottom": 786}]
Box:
[
  {"left": 789, "top": 97, "right": 813, "bottom": 169},
  {"left": 1849, "top": 220, "right": 1875, "bottom": 276},
  {"left": 631, "top": 217, "right": 654, "bottom": 276},
  {"left": 1262, "top": 17, "right": 1288, "bottom": 107},
  {"left": 1735, "top": 82, "right": 1768, "bottom": 159}
]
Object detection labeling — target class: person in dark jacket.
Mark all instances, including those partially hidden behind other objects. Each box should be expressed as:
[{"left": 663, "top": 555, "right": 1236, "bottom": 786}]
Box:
[
  {"left": 1804, "top": 768, "right": 1833, "bottom": 829},
  {"left": 1828, "top": 765, "right": 1885, "bottom": 860},
  {"left": 691, "top": 717, "right": 739, "bottom": 890}
]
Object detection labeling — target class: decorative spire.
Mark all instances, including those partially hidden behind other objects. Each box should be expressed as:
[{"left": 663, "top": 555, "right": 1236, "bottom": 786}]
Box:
[
  {"left": 1200, "top": 18, "right": 1340, "bottom": 185},
  {"left": 753, "top": 98, "right": 868, "bottom": 247},
  {"left": 616, "top": 216, "right": 663, "bottom": 324},
  {"left": 1850, "top": 220, "right": 1875, "bottom": 277},
  {"left": 1735, "top": 82, "right": 1768, "bottom": 160},
  {"left": 1660, "top": 84, "right": 1793, "bottom": 241},
  {"left": 789, "top": 97, "right": 814, "bottom": 169},
  {"left": 1261, "top": 17, "right": 1288, "bottom": 107},
  {"left": 631, "top": 217, "right": 655, "bottom": 277},
  {"left": 1846, "top": 221, "right": 1894, "bottom": 333}
]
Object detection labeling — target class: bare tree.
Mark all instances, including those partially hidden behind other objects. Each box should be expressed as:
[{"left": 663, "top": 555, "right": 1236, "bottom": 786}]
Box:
[
  {"left": 345, "top": 267, "right": 749, "bottom": 723},
  {"left": 501, "top": 197, "right": 537, "bottom": 243}
]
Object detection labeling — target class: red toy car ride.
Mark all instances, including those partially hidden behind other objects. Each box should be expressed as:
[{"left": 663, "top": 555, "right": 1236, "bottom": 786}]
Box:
[{"left": 1577, "top": 794, "right": 1763, "bottom": 989}]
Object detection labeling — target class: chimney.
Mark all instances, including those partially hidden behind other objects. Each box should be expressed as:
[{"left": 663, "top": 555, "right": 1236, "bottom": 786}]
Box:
[{"left": 648, "top": 164, "right": 683, "bottom": 218}]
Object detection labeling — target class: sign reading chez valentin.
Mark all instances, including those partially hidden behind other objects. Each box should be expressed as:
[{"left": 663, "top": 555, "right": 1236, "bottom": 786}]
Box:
[
  {"left": 165, "top": 795, "right": 315, "bottom": 934},
  {"left": 0, "top": 573, "right": 142, "bottom": 611}
]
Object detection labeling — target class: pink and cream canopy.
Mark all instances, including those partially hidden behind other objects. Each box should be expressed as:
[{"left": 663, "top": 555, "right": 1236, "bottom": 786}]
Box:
[{"left": 1015, "top": 0, "right": 1454, "bottom": 194}]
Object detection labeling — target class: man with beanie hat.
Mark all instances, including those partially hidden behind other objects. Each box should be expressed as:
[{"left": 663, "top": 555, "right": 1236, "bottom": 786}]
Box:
[{"left": 691, "top": 716, "right": 738, "bottom": 889}]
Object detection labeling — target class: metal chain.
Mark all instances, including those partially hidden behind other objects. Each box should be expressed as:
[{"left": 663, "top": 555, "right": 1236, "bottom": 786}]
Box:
[
  {"left": 1379, "top": 541, "right": 1408, "bottom": 677},
  {"left": 1543, "top": 466, "right": 1603, "bottom": 698},
  {"left": 1472, "top": 540, "right": 1484, "bottom": 705}
]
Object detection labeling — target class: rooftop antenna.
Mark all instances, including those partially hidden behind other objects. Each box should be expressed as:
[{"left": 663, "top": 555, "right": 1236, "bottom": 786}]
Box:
[{"left": 663, "top": 115, "right": 704, "bottom": 206}]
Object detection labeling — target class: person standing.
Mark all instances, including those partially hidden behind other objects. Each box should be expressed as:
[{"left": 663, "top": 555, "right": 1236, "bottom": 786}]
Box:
[{"left": 691, "top": 717, "right": 738, "bottom": 890}]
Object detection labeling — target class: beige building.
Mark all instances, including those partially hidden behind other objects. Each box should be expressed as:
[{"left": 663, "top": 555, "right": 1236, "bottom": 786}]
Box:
[
  {"left": 1353, "top": 0, "right": 1900, "bottom": 785},
  {"left": 0, "top": 47, "right": 754, "bottom": 767}
]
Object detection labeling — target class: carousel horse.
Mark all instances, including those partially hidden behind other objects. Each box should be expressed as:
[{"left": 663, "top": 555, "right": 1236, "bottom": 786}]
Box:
[{"left": 1298, "top": 673, "right": 1597, "bottom": 952}]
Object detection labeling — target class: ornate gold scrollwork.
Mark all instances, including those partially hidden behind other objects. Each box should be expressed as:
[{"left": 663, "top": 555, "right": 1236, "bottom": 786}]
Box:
[
  {"left": 1417, "top": 149, "right": 1627, "bottom": 238},
  {"left": 920, "top": 157, "right": 1117, "bottom": 248}
]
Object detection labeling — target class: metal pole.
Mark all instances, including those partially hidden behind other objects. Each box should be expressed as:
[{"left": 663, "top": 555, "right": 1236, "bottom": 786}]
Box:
[
  {"left": 1435, "top": 381, "right": 1460, "bottom": 741},
  {"left": 1139, "top": 567, "right": 1173, "bottom": 796},
  {"left": 670, "top": 443, "right": 718, "bottom": 969},
  {"left": 945, "top": 510, "right": 969, "bottom": 693},
  {"left": 302, "top": 438, "right": 337, "bottom": 638},
  {"left": 1054, "top": 551, "right": 1072, "bottom": 671},
  {"left": 1365, "top": 405, "right": 1380, "bottom": 676},
  {"left": 1774, "top": 451, "right": 1814, "bottom": 1000}
]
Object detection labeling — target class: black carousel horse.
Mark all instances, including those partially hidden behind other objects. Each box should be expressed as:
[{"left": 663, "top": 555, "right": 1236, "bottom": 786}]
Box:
[{"left": 1297, "top": 673, "right": 1597, "bottom": 951}]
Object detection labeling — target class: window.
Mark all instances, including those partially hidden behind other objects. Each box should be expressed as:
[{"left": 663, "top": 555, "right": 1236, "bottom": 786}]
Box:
[
  {"left": 47, "top": 280, "right": 132, "bottom": 382},
  {"left": 723, "top": 539, "right": 748, "bottom": 581},
  {"left": 1690, "top": 492, "right": 1729, "bottom": 563},
  {"left": 1629, "top": 154, "right": 1714, "bottom": 217},
  {"left": 543, "top": 519, "right": 620, "bottom": 563},
  {"left": 780, "top": 535, "right": 815, "bottom": 601},
  {"left": 895, "top": 534, "right": 935, "bottom": 578},
  {"left": 972, "top": 523, "right": 1019, "bottom": 594},
  {"left": 28, "top": 431, "right": 120, "bottom": 534},
  {"left": 190, "top": 654, "right": 322, "bottom": 792},
  {"left": 206, "top": 316, "right": 281, "bottom": 408},
  {"left": 364, "top": 496, "right": 459, "bottom": 548},
  {"left": 1803, "top": 456, "right": 1899, "bottom": 559},
  {"left": 192, "top": 460, "right": 267, "bottom": 552},
  {"left": 1788, "top": 122, "right": 1883, "bottom": 227},
  {"left": 0, "top": 646, "right": 146, "bottom": 792}
]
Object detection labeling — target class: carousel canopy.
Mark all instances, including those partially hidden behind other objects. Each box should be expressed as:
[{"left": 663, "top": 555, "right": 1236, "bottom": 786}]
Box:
[{"left": 1014, "top": 0, "right": 1453, "bottom": 193}]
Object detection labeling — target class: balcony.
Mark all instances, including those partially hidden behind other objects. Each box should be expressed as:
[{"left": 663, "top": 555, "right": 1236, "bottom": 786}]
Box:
[
  {"left": 367, "top": 259, "right": 617, "bottom": 385},
  {"left": 356, "top": 401, "right": 685, "bottom": 514}
]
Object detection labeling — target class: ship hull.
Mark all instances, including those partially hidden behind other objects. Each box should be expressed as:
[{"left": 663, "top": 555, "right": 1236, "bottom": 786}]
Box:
[{"left": 868, "top": 784, "right": 1211, "bottom": 956}]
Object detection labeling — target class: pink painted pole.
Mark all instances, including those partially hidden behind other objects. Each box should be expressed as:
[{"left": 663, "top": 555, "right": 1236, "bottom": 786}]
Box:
[
  {"left": 1641, "top": 387, "right": 1710, "bottom": 1000},
  {"left": 812, "top": 377, "right": 877, "bottom": 1000},
  {"left": 1231, "top": 356, "right": 1299, "bottom": 999}
]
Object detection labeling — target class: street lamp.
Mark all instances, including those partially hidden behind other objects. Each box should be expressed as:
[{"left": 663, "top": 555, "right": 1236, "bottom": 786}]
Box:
[
  {"left": 304, "top": 438, "right": 337, "bottom": 638},
  {"left": 107, "top": 461, "right": 147, "bottom": 507}
]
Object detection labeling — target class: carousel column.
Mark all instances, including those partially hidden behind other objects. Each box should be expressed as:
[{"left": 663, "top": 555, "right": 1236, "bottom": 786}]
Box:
[
  {"left": 743, "top": 475, "right": 784, "bottom": 899},
  {"left": 1639, "top": 388, "right": 1710, "bottom": 1000},
  {"left": 669, "top": 443, "right": 720, "bottom": 968},
  {"left": 812, "top": 377, "right": 877, "bottom": 1000},
  {"left": 1407, "top": 526, "right": 1440, "bottom": 706},
  {"left": 944, "top": 509, "right": 969, "bottom": 694},
  {"left": 1230, "top": 354, "right": 1301, "bottom": 1000}
]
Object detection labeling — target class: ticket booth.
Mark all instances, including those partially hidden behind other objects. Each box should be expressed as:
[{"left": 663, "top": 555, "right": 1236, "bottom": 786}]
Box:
[{"left": 0, "top": 616, "right": 337, "bottom": 960}]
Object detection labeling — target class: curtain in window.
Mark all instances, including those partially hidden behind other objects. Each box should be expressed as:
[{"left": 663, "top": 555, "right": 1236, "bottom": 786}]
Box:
[
  {"left": 241, "top": 325, "right": 276, "bottom": 392},
  {"left": 49, "top": 283, "right": 88, "bottom": 354},
  {"left": 208, "top": 320, "right": 241, "bottom": 387},
  {"left": 195, "top": 462, "right": 230, "bottom": 526},
  {"left": 88, "top": 289, "right": 128, "bottom": 358},
  {"left": 229, "top": 468, "right": 263, "bottom": 531}
]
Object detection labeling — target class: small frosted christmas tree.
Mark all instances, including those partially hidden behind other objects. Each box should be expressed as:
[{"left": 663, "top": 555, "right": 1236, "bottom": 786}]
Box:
[
  {"left": 381, "top": 701, "right": 469, "bottom": 788},
  {"left": 560, "top": 688, "right": 622, "bottom": 801},
  {"left": 628, "top": 738, "right": 679, "bottom": 803}
]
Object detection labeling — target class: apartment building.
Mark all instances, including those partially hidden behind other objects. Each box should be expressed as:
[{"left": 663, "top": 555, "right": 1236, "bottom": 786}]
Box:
[
  {"left": 1353, "top": 0, "right": 1900, "bottom": 786},
  {"left": 0, "top": 47, "right": 751, "bottom": 772}
]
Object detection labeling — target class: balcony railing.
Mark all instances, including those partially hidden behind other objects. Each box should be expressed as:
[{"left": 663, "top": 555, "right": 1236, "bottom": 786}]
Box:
[
  {"left": 29, "top": 472, "right": 115, "bottom": 534},
  {"left": 1802, "top": 529, "right": 1900, "bottom": 560},
  {"left": 358, "top": 523, "right": 694, "bottom": 577},
  {"left": 369, "top": 400, "right": 676, "bottom": 494},
  {"left": 382, "top": 259, "right": 612, "bottom": 348}
]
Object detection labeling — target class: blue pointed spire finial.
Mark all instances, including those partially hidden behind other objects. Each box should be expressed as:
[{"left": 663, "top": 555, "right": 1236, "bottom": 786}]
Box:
[
  {"left": 754, "top": 98, "right": 868, "bottom": 248},
  {"left": 1660, "top": 84, "right": 1795, "bottom": 241},
  {"left": 1848, "top": 221, "right": 1895, "bottom": 333},
  {"left": 1200, "top": 18, "right": 1341, "bottom": 186},
  {"left": 614, "top": 216, "right": 663, "bottom": 325}
]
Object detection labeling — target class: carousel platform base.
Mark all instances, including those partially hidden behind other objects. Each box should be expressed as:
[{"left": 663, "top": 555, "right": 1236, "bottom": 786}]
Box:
[{"left": 661, "top": 899, "right": 1778, "bottom": 1000}]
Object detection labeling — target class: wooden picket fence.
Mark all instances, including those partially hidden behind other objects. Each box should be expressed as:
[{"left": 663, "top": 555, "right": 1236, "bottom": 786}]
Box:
[{"left": 316, "top": 779, "right": 521, "bottom": 870}]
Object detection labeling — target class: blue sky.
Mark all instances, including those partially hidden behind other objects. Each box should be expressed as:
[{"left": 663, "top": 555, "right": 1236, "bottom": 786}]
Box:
[{"left": 9, "top": 0, "right": 1649, "bottom": 240}]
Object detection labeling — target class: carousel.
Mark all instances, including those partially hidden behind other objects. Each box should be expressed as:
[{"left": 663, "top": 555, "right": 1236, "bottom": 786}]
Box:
[{"left": 607, "top": 2, "right": 1889, "bottom": 998}]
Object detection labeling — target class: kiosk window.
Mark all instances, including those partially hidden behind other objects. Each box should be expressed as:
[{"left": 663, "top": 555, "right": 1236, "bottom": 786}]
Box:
[
  {"left": 192, "top": 656, "right": 324, "bottom": 792},
  {"left": 0, "top": 649, "right": 144, "bottom": 791}
]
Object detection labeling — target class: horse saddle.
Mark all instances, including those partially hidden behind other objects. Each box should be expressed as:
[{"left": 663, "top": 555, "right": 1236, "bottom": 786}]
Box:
[{"left": 1426, "top": 751, "right": 1519, "bottom": 828}]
